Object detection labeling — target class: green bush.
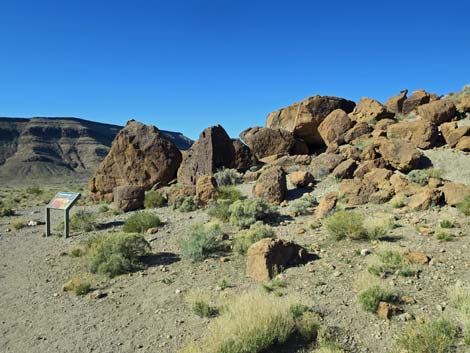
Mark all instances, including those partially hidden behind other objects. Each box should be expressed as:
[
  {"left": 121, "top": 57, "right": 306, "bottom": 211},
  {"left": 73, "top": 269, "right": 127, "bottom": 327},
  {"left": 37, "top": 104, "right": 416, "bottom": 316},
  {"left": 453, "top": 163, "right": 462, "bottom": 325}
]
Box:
[
  {"left": 397, "top": 319, "right": 458, "bottom": 353},
  {"left": 123, "top": 211, "right": 161, "bottom": 233},
  {"left": 98, "top": 204, "right": 109, "bottom": 213},
  {"left": 0, "top": 207, "right": 15, "bottom": 217},
  {"left": 173, "top": 195, "right": 199, "bottom": 212},
  {"left": 325, "top": 211, "right": 366, "bottom": 241},
  {"left": 288, "top": 193, "right": 317, "bottom": 216},
  {"left": 229, "top": 198, "right": 276, "bottom": 228},
  {"left": 449, "top": 282, "right": 470, "bottom": 345},
  {"left": 10, "top": 218, "right": 26, "bottom": 230},
  {"left": 180, "top": 223, "right": 222, "bottom": 262},
  {"left": 368, "top": 251, "right": 415, "bottom": 278},
  {"left": 144, "top": 191, "right": 167, "bottom": 208},
  {"left": 214, "top": 186, "right": 244, "bottom": 203},
  {"left": 75, "top": 282, "right": 92, "bottom": 296},
  {"left": 69, "top": 210, "right": 98, "bottom": 232},
  {"left": 233, "top": 222, "right": 274, "bottom": 255},
  {"left": 213, "top": 168, "right": 242, "bottom": 186},
  {"left": 457, "top": 196, "right": 470, "bottom": 216},
  {"left": 435, "top": 231, "right": 454, "bottom": 242},
  {"left": 407, "top": 168, "right": 442, "bottom": 186},
  {"left": 207, "top": 199, "right": 233, "bottom": 222},
  {"left": 357, "top": 285, "right": 398, "bottom": 313},
  {"left": 440, "top": 219, "right": 454, "bottom": 229},
  {"left": 86, "top": 233, "right": 150, "bottom": 277}
]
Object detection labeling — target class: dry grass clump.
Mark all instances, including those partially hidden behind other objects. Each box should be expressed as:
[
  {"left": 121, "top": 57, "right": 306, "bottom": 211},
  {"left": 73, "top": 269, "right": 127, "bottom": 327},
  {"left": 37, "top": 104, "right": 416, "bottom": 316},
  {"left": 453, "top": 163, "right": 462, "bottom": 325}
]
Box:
[
  {"left": 178, "top": 291, "right": 318, "bottom": 353},
  {"left": 449, "top": 281, "right": 470, "bottom": 344},
  {"left": 357, "top": 285, "right": 398, "bottom": 313},
  {"left": 144, "top": 191, "right": 167, "bottom": 208},
  {"left": 457, "top": 196, "right": 470, "bottom": 216},
  {"left": 123, "top": 211, "right": 161, "bottom": 233},
  {"left": 233, "top": 222, "right": 274, "bottom": 255},
  {"left": 185, "top": 289, "right": 219, "bottom": 318},
  {"left": 367, "top": 250, "right": 415, "bottom": 278},
  {"left": 179, "top": 222, "right": 222, "bottom": 262},
  {"left": 228, "top": 198, "right": 276, "bottom": 229},
  {"left": 63, "top": 273, "right": 94, "bottom": 296},
  {"left": 10, "top": 218, "right": 26, "bottom": 230},
  {"left": 397, "top": 319, "right": 458, "bottom": 353},
  {"left": 325, "top": 211, "right": 366, "bottom": 240},
  {"left": 213, "top": 168, "right": 242, "bottom": 186}
]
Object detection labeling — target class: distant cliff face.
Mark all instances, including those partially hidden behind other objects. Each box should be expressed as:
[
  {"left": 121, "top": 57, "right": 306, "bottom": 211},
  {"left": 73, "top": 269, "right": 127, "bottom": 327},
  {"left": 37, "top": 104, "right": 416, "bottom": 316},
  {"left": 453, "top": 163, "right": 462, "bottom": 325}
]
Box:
[{"left": 0, "top": 117, "right": 193, "bottom": 181}]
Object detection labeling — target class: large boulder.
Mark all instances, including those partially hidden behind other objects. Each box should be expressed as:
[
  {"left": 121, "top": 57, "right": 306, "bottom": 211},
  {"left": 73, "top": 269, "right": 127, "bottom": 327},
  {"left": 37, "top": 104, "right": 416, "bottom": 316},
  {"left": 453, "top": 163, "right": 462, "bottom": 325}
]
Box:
[
  {"left": 231, "top": 138, "right": 256, "bottom": 171},
  {"left": 196, "top": 175, "right": 217, "bottom": 206},
  {"left": 385, "top": 89, "right": 408, "bottom": 113},
  {"left": 344, "top": 122, "right": 372, "bottom": 144},
  {"left": 402, "top": 89, "right": 432, "bottom": 115},
  {"left": 317, "top": 109, "right": 354, "bottom": 147},
  {"left": 89, "top": 121, "right": 182, "bottom": 201},
  {"left": 440, "top": 122, "right": 470, "bottom": 147},
  {"left": 387, "top": 119, "right": 438, "bottom": 149},
  {"left": 407, "top": 187, "right": 442, "bottom": 210},
  {"left": 246, "top": 238, "right": 308, "bottom": 282},
  {"left": 416, "top": 99, "right": 456, "bottom": 125},
  {"left": 349, "top": 97, "right": 394, "bottom": 123},
  {"left": 442, "top": 182, "right": 470, "bottom": 206},
  {"left": 239, "top": 127, "right": 308, "bottom": 159},
  {"left": 378, "top": 139, "right": 423, "bottom": 172},
  {"left": 253, "top": 166, "right": 287, "bottom": 204},
  {"left": 456, "top": 95, "right": 470, "bottom": 113},
  {"left": 112, "top": 185, "right": 145, "bottom": 212},
  {"left": 456, "top": 136, "right": 470, "bottom": 152},
  {"left": 310, "top": 153, "right": 345, "bottom": 179},
  {"left": 177, "top": 125, "right": 235, "bottom": 185},
  {"left": 266, "top": 95, "right": 356, "bottom": 146},
  {"left": 331, "top": 158, "right": 357, "bottom": 179},
  {"left": 289, "top": 170, "right": 315, "bottom": 188},
  {"left": 314, "top": 193, "right": 338, "bottom": 219}
]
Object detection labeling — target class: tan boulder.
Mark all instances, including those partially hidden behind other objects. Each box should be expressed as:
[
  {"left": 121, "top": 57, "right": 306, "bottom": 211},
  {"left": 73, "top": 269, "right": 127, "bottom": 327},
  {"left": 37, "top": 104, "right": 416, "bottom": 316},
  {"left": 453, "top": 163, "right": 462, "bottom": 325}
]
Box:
[
  {"left": 246, "top": 238, "right": 308, "bottom": 282},
  {"left": 310, "top": 153, "right": 344, "bottom": 179},
  {"left": 349, "top": 97, "right": 394, "bottom": 123},
  {"left": 385, "top": 89, "right": 408, "bottom": 113},
  {"left": 377, "top": 301, "right": 401, "bottom": 320},
  {"left": 442, "top": 182, "right": 470, "bottom": 206},
  {"left": 378, "top": 139, "right": 423, "bottom": 172},
  {"left": 389, "top": 173, "right": 421, "bottom": 196},
  {"left": 338, "top": 178, "right": 388, "bottom": 206},
  {"left": 344, "top": 122, "right": 371, "bottom": 143},
  {"left": 112, "top": 185, "right": 145, "bottom": 212},
  {"left": 406, "top": 252, "right": 431, "bottom": 265},
  {"left": 416, "top": 99, "right": 456, "bottom": 125},
  {"left": 317, "top": 109, "right": 354, "bottom": 146},
  {"left": 407, "top": 187, "right": 442, "bottom": 210},
  {"left": 456, "top": 136, "right": 470, "bottom": 151},
  {"left": 440, "top": 122, "right": 470, "bottom": 147},
  {"left": 196, "top": 175, "right": 217, "bottom": 206},
  {"left": 331, "top": 158, "right": 357, "bottom": 179},
  {"left": 253, "top": 166, "right": 287, "bottom": 204},
  {"left": 289, "top": 170, "right": 315, "bottom": 188},
  {"left": 353, "top": 159, "right": 387, "bottom": 178},
  {"left": 239, "top": 127, "right": 308, "bottom": 159},
  {"left": 89, "top": 121, "right": 182, "bottom": 201},
  {"left": 314, "top": 193, "right": 338, "bottom": 219},
  {"left": 402, "top": 89, "right": 432, "bottom": 115},
  {"left": 266, "top": 95, "right": 356, "bottom": 146},
  {"left": 456, "top": 95, "right": 470, "bottom": 113},
  {"left": 387, "top": 119, "right": 438, "bottom": 149}
]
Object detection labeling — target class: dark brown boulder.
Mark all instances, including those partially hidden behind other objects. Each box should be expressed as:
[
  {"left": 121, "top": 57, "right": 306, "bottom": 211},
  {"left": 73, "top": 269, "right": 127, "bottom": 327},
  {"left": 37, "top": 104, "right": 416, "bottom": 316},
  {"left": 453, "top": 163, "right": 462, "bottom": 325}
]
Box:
[
  {"left": 266, "top": 95, "right": 356, "bottom": 146},
  {"left": 331, "top": 158, "right": 357, "bottom": 179},
  {"left": 246, "top": 238, "right": 308, "bottom": 282},
  {"left": 402, "top": 89, "right": 432, "bottom": 115},
  {"left": 253, "top": 166, "right": 287, "bottom": 204},
  {"left": 231, "top": 138, "right": 256, "bottom": 171},
  {"left": 113, "top": 185, "right": 144, "bottom": 212},
  {"left": 89, "top": 121, "right": 182, "bottom": 201},
  {"left": 310, "top": 153, "right": 345, "bottom": 179},
  {"left": 239, "top": 127, "right": 308, "bottom": 159},
  {"left": 385, "top": 89, "right": 408, "bottom": 113},
  {"left": 177, "top": 125, "right": 235, "bottom": 185}
]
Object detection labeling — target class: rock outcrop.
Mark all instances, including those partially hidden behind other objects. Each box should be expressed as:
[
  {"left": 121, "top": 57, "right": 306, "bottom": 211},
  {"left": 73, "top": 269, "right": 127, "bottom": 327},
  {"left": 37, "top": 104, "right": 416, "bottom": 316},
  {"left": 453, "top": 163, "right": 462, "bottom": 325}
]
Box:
[
  {"left": 89, "top": 120, "right": 182, "bottom": 201},
  {"left": 349, "top": 97, "right": 394, "bottom": 123},
  {"left": 387, "top": 119, "right": 438, "bottom": 149},
  {"left": 317, "top": 109, "right": 354, "bottom": 147},
  {"left": 378, "top": 139, "right": 423, "bottom": 172}
]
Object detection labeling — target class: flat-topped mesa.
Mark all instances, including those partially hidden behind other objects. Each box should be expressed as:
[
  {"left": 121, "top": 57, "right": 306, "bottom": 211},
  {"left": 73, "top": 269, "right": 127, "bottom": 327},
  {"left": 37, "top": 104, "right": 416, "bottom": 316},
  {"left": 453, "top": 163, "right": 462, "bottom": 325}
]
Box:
[
  {"left": 88, "top": 120, "right": 182, "bottom": 202},
  {"left": 177, "top": 124, "right": 254, "bottom": 186},
  {"left": 266, "top": 95, "right": 356, "bottom": 146}
]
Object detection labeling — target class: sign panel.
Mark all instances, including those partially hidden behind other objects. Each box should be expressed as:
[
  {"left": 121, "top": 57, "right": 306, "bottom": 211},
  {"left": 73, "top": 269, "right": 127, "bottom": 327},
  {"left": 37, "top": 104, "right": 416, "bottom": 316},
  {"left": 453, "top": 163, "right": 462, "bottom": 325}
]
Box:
[{"left": 47, "top": 192, "right": 80, "bottom": 210}]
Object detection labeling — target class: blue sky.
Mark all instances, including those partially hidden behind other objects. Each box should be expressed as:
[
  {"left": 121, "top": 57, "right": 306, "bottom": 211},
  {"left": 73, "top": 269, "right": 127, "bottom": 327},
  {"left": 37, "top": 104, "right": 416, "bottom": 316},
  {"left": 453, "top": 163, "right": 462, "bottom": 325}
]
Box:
[{"left": 0, "top": 0, "right": 469, "bottom": 139}]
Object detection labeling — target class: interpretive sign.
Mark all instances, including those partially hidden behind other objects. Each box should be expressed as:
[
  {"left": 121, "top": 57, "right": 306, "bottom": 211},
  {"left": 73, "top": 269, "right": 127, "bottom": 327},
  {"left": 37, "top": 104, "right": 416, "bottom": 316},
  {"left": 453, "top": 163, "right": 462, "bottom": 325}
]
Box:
[{"left": 45, "top": 192, "right": 81, "bottom": 238}]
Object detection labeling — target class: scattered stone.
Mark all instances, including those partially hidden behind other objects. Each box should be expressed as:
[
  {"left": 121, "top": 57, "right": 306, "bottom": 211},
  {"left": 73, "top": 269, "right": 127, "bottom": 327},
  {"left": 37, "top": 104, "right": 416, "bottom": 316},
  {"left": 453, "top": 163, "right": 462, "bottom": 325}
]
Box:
[
  {"left": 90, "top": 290, "right": 107, "bottom": 299},
  {"left": 376, "top": 301, "right": 400, "bottom": 320},
  {"left": 289, "top": 170, "right": 315, "bottom": 188},
  {"left": 406, "top": 252, "right": 431, "bottom": 265},
  {"left": 331, "top": 158, "right": 357, "bottom": 179}
]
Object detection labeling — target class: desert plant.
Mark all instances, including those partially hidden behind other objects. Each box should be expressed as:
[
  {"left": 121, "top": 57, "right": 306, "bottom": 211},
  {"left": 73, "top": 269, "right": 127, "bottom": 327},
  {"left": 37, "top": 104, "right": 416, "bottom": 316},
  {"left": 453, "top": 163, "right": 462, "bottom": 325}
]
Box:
[
  {"left": 440, "top": 219, "right": 454, "bottom": 229},
  {"left": 288, "top": 193, "right": 317, "bottom": 216},
  {"left": 97, "top": 204, "right": 109, "bottom": 213},
  {"left": 26, "top": 185, "right": 43, "bottom": 195},
  {"left": 75, "top": 282, "right": 92, "bottom": 296},
  {"left": 144, "top": 191, "right": 167, "bottom": 208},
  {"left": 123, "top": 211, "right": 161, "bottom": 233},
  {"left": 85, "top": 233, "right": 150, "bottom": 277},
  {"left": 357, "top": 285, "right": 398, "bottom": 313},
  {"left": 214, "top": 168, "right": 242, "bottom": 186},
  {"left": 435, "top": 231, "right": 454, "bottom": 242},
  {"left": 233, "top": 222, "right": 274, "bottom": 255},
  {"left": 325, "top": 211, "right": 366, "bottom": 241},
  {"left": 229, "top": 198, "right": 276, "bottom": 228},
  {"left": 192, "top": 301, "right": 218, "bottom": 318},
  {"left": 62, "top": 274, "right": 94, "bottom": 296},
  {"left": 10, "top": 218, "right": 26, "bottom": 230},
  {"left": 62, "top": 210, "right": 98, "bottom": 232},
  {"left": 179, "top": 222, "right": 222, "bottom": 262},
  {"left": 407, "top": 168, "right": 442, "bottom": 186},
  {"left": 174, "top": 195, "right": 199, "bottom": 212},
  {"left": 214, "top": 186, "right": 244, "bottom": 203},
  {"left": 397, "top": 319, "right": 458, "bottom": 353},
  {"left": 457, "top": 196, "right": 470, "bottom": 216},
  {"left": 449, "top": 281, "right": 470, "bottom": 344},
  {"left": 0, "top": 207, "right": 15, "bottom": 217},
  {"left": 368, "top": 250, "right": 415, "bottom": 278},
  {"left": 391, "top": 196, "right": 405, "bottom": 209},
  {"left": 207, "top": 199, "right": 233, "bottom": 222}
]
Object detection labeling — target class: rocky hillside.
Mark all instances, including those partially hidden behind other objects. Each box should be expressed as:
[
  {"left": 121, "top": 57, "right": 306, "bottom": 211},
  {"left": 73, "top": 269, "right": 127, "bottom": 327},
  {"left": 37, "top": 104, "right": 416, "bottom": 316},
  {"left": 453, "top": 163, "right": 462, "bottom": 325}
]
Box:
[{"left": 0, "top": 117, "right": 193, "bottom": 181}]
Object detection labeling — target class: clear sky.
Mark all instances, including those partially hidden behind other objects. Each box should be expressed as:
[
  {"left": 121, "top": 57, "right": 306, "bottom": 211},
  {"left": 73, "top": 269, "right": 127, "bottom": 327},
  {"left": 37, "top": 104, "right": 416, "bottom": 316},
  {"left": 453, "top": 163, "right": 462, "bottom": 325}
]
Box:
[{"left": 0, "top": 0, "right": 469, "bottom": 140}]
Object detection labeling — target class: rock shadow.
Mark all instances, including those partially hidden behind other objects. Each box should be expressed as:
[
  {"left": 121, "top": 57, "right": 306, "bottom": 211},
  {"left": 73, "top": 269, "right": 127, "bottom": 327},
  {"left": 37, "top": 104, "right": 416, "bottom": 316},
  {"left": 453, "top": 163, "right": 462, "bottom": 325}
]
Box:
[{"left": 141, "top": 252, "right": 180, "bottom": 267}]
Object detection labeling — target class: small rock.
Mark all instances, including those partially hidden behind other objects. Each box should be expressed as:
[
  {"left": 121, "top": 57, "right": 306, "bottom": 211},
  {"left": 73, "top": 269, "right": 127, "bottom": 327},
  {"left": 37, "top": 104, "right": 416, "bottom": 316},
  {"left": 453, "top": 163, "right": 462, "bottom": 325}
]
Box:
[
  {"left": 376, "top": 301, "right": 400, "bottom": 320},
  {"left": 360, "top": 249, "right": 371, "bottom": 256},
  {"left": 90, "top": 290, "right": 107, "bottom": 299},
  {"left": 146, "top": 227, "right": 159, "bottom": 235},
  {"left": 406, "top": 252, "right": 431, "bottom": 265},
  {"left": 333, "top": 271, "right": 342, "bottom": 277}
]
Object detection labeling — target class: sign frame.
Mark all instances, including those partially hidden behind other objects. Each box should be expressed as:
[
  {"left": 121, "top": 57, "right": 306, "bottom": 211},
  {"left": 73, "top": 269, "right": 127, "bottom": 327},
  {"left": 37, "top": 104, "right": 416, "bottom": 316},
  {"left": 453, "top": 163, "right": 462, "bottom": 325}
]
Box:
[{"left": 45, "top": 192, "right": 81, "bottom": 238}]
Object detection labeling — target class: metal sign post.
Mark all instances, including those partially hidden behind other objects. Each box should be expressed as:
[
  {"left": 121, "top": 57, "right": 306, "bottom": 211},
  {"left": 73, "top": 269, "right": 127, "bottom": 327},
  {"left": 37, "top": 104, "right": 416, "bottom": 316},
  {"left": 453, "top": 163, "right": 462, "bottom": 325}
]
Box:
[{"left": 45, "top": 192, "right": 81, "bottom": 238}]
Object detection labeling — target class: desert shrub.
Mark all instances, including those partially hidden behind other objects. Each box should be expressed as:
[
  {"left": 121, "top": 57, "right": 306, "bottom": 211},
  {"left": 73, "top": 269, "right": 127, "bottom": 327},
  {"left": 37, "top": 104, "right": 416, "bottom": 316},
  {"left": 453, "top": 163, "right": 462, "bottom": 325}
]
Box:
[
  {"left": 185, "top": 289, "right": 219, "bottom": 318},
  {"left": 439, "top": 219, "right": 454, "bottom": 229},
  {"left": 85, "top": 233, "right": 150, "bottom": 277},
  {"left": 75, "top": 282, "right": 92, "bottom": 296},
  {"left": 60, "top": 210, "right": 98, "bottom": 232},
  {"left": 178, "top": 291, "right": 316, "bottom": 353},
  {"left": 397, "top": 319, "right": 458, "bottom": 353},
  {"left": 207, "top": 199, "right": 233, "bottom": 222},
  {"left": 357, "top": 285, "right": 398, "bottom": 313},
  {"left": 435, "top": 231, "right": 454, "bottom": 242},
  {"left": 311, "top": 346, "right": 345, "bottom": 353},
  {"left": 261, "top": 277, "right": 287, "bottom": 295},
  {"left": 229, "top": 198, "right": 276, "bottom": 228},
  {"left": 0, "top": 207, "right": 15, "bottom": 217},
  {"left": 26, "top": 185, "right": 43, "bottom": 195},
  {"left": 214, "top": 168, "right": 242, "bottom": 186},
  {"left": 368, "top": 250, "right": 415, "bottom": 278},
  {"left": 233, "top": 222, "right": 274, "bottom": 255},
  {"left": 407, "top": 168, "right": 442, "bottom": 186},
  {"left": 295, "top": 310, "right": 320, "bottom": 341},
  {"left": 214, "top": 186, "right": 244, "bottom": 203},
  {"left": 288, "top": 193, "right": 317, "bottom": 216},
  {"left": 10, "top": 218, "right": 26, "bottom": 230},
  {"left": 179, "top": 222, "right": 222, "bottom": 262},
  {"left": 144, "top": 191, "right": 167, "bottom": 208},
  {"left": 325, "top": 211, "right": 366, "bottom": 241},
  {"left": 391, "top": 196, "right": 405, "bottom": 209},
  {"left": 62, "top": 274, "right": 93, "bottom": 296},
  {"left": 97, "top": 204, "right": 109, "bottom": 213},
  {"left": 123, "top": 211, "right": 161, "bottom": 233},
  {"left": 173, "top": 195, "right": 199, "bottom": 212},
  {"left": 192, "top": 301, "right": 218, "bottom": 318},
  {"left": 457, "top": 196, "right": 470, "bottom": 216},
  {"left": 449, "top": 281, "right": 470, "bottom": 344}
]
